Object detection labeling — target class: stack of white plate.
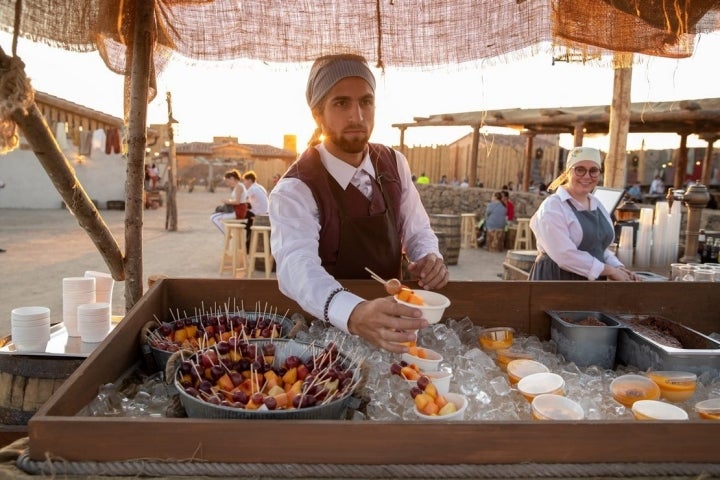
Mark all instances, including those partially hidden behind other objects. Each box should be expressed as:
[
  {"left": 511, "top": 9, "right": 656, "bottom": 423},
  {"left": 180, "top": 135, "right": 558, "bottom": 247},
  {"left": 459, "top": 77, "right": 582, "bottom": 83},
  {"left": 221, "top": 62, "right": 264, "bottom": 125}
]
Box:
[
  {"left": 77, "top": 302, "right": 111, "bottom": 343},
  {"left": 63, "top": 277, "right": 96, "bottom": 337},
  {"left": 11, "top": 306, "right": 51, "bottom": 352},
  {"left": 84, "top": 270, "right": 114, "bottom": 308}
]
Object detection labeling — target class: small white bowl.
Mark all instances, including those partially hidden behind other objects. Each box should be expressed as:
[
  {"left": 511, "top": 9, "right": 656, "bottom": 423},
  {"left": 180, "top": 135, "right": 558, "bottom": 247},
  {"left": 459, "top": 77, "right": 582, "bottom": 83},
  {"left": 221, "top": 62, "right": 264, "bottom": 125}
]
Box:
[
  {"left": 532, "top": 394, "right": 585, "bottom": 421},
  {"left": 405, "top": 370, "right": 452, "bottom": 395},
  {"left": 401, "top": 347, "right": 443, "bottom": 372},
  {"left": 395, "top": 290, "right": 450, "bottom": 324},
  {"left": 517, "top": 372, "right": 565, "bottom": 402},
  {"left": 413, "top": 392, "right": 467, "bottom": 421}
]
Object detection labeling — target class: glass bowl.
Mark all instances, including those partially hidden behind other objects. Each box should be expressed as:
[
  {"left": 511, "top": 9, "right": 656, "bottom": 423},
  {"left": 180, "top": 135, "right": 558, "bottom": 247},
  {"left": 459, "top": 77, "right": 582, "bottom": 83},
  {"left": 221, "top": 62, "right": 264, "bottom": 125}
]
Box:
[
  {"left": 695, "top": 398, "right": 720, "bottom": 420},
  {"left": 610, "top": 374, "right": 661, "bottom": 407},
  {"left": 478, "top": 327, "right": 515, "bottom": 351},
  {"left": 531, "top": 394, "right": 585, "bottom": 421},
  {"left": 645, "top": 371, "right": 697, "bottom": 403}
]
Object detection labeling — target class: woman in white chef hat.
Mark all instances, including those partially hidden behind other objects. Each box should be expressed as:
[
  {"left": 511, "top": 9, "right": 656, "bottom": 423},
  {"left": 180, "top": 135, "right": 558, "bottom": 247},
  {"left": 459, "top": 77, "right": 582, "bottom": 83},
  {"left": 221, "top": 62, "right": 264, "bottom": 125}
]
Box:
[{"left": 528, "top": 146, "right": 638, "bottom": 281}]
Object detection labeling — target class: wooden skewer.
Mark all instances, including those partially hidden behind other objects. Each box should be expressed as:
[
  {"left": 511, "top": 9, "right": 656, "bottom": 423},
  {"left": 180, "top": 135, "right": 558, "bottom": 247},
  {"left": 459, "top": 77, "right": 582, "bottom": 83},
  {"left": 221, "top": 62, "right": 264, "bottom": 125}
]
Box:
[{"left": 364, "top": 267, "right": 388, "bottom": 285}]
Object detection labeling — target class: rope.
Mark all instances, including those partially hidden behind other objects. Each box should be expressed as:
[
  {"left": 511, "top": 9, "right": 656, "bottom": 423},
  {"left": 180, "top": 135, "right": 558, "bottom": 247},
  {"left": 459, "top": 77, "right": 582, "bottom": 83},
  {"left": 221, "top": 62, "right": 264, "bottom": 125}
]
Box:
[
  {"left": 0, "top": 50, "right": 34, "bottom": 154},
  {"left": 15, "top": 453, "right": 720, "bottom": 479}
]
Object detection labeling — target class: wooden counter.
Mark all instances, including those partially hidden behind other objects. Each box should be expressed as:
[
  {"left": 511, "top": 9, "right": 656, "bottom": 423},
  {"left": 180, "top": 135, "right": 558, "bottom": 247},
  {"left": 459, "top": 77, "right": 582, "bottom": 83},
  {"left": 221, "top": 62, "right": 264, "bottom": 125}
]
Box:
[{"left": 28, "top": 279, "right": 720, "bottom": 464}]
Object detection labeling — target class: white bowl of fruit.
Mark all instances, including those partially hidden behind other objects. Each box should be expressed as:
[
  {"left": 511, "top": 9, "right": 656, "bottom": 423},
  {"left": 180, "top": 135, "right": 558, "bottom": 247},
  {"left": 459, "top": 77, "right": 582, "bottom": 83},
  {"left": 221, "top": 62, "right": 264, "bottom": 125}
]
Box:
[
  {"left": 409, "top": 374, "right": 466, "bottom": 420},
  {"left": 394, "top": 288, "right": 450, "bottom": 324}
]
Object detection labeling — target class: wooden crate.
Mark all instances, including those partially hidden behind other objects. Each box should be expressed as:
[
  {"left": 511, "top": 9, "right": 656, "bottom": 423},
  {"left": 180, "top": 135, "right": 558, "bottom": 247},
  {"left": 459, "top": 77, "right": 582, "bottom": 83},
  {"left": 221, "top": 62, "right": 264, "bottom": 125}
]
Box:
[{"left": 29, "top": 279, "right": 720, "bottom": 464}]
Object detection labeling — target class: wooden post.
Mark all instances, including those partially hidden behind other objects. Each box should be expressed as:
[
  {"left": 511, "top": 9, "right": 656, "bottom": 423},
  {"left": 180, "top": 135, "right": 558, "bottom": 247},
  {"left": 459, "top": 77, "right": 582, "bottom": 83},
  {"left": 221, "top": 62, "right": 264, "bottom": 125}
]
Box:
[
  {"left": 605, "top": 56, "right": 632, "bottom": 189},
  {"left": 573, "top": 124, "right": 584, "bottom": 147},
  {"left": 522, "top": 133, "right": 534, "bottom": 192},
  {"left": 673, "top": 133, "right": 689, "bottom": 189},
  {"left": 700, "top": 136, "right": 717, "bottom": 186},
  {"left": 165, "top": 92, "right": 178, "bottom": 231},
  {"left": 124, "top": 0, "right": 155, "bottom": 309},
  {"left": 469, "top": 124, "right": 480, "bottom": 187}
]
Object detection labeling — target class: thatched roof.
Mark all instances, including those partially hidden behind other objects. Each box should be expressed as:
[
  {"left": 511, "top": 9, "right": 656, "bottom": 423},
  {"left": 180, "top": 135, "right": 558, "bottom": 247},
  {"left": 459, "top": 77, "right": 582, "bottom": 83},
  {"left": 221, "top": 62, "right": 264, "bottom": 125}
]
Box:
[{"left": 394, "top": 98, "right": 720, "bottom": 140}]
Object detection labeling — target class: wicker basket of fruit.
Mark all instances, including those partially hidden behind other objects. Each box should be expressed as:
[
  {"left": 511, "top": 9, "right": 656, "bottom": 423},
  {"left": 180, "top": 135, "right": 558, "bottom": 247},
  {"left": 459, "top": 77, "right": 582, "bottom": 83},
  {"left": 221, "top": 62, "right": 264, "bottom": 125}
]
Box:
[
  {"left": 174, "top": 338, "right": 362, "bottom": 420},
  {"left": 144, "top": 309, "right": 296, "bottom": 371}
]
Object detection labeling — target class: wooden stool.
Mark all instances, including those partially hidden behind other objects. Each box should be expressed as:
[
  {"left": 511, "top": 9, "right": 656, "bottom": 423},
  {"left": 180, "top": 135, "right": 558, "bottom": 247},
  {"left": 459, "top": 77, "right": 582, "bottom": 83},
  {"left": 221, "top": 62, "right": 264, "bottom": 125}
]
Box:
[
  {"left": 460, "top": 213, "right": 477, "bottom": 248},
  {"left": 514, "top": 218, "right": 535, "bottom": 250},
  {"left": 219, "top": 220, "right": 247, "bottom": 277},
  {"left": 247, "top": 226, "right": 273, "bottom": 279}
]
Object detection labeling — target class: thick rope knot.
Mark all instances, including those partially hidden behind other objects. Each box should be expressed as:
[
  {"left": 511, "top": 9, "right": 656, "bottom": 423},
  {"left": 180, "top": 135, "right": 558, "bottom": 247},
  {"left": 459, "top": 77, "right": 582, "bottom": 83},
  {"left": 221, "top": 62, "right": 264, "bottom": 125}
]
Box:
[{"left": 0, "top": 55, "right": 35, "bottom": 154}]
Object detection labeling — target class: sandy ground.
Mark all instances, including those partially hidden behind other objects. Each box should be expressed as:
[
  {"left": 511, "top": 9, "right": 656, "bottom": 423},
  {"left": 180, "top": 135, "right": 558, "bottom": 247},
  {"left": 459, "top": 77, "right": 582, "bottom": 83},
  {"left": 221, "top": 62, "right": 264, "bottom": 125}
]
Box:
[{"left": 0, "top": 189, "right": 507, "bottom": 337}]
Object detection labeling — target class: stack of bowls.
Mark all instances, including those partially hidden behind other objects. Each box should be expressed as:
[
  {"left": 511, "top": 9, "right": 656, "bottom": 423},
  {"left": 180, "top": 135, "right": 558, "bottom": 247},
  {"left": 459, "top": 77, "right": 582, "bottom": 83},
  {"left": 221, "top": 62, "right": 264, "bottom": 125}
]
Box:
[
  {"left": 77, "top": 302, "right": 111, "bottom": 343},
  {"left": 63, "top": 277, "right": 96, "bottom": 337},
  {"left": 11, "top": 306, "right": 51, "bottom": 352},
  {"left": 84, "top": 271, "right": 114, "bottom": 310}
]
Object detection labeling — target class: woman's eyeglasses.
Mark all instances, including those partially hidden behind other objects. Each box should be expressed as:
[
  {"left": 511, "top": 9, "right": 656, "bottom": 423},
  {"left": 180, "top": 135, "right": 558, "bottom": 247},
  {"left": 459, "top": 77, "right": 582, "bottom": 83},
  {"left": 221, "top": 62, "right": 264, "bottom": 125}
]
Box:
[{"left": 572, "top": 166, "right": 602, "bottom": 178}]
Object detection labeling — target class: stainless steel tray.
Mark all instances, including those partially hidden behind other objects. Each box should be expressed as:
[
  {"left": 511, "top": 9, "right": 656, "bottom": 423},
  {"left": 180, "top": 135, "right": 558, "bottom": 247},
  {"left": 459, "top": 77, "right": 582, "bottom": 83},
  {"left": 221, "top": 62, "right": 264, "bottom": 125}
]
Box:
[{"left": 0, "top": 322, "right": 117, "bottom": 358}]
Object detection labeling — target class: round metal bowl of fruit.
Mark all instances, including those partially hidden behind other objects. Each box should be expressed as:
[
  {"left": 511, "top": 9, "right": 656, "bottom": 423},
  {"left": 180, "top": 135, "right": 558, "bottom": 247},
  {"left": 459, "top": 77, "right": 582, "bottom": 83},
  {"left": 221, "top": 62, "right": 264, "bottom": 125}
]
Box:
[
  {"left": 145, "top": 309, "right": 295, "bottom": 371},
  {"left": 174, "top": 338, "right": 363, "bottom": 419}
]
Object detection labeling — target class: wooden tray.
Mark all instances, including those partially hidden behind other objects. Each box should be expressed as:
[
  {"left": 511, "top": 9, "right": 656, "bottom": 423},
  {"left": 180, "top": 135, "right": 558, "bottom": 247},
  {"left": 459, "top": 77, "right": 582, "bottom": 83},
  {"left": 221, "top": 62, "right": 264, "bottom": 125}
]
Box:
[{"left": 28, "top": 279, "right": 720, "bottom": 464}]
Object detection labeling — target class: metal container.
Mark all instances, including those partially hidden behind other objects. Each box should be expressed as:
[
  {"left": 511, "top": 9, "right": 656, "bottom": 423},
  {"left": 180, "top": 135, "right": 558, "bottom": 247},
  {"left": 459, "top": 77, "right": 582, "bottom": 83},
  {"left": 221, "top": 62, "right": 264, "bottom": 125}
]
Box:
[
  {"left": 614, "top": 314, "right": 720, "bottom": 375},
  {"left": 546, "top": 311, "right": 623, "bottom": 369},
  {"left": 175, "top": 338, "right": 361, "bottom": 420}
]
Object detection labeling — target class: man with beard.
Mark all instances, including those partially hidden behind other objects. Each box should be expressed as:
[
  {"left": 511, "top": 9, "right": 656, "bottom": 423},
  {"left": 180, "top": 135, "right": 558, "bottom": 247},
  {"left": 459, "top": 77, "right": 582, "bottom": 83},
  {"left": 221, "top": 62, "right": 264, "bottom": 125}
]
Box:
[{"left": 269, "top": 54, "right": 448, "bottom": 353}]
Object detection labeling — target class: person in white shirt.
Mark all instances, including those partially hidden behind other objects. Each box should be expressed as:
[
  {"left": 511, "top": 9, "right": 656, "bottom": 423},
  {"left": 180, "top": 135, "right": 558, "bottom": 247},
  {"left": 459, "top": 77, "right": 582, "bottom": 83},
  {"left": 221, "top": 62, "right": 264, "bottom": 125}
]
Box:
[
  {"left": 269, "top": 54, "right": 448, "bottom": 353},
  {"left": 242, "top": 170, "right": 269, "bottom": 215},
  {"left": 529, "top": 147, "right": 638, "bottom": 281},
  {"left": 649, "top": 175, "right": 665, "bottom": 195},
  {"left": 210, "top": 169, "right": 248, "bottom": 234}
]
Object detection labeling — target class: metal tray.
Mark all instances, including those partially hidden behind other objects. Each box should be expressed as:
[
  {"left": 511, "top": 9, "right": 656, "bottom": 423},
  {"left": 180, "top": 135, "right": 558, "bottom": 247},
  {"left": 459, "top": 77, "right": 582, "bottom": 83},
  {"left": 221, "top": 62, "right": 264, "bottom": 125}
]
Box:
[
  {"left": 0, "top": 322, "right": 116, "bottom": 358},
  {"left": 613, "top": 314, "right": 720, "bottom": 374},
  {"left": 546, "top": 311, "right": 623, "bottom": 369}
]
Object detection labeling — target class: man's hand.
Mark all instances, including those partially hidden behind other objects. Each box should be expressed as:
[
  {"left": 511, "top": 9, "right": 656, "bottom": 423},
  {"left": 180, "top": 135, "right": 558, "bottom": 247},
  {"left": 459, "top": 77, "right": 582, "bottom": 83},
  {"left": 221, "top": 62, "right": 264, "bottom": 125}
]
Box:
[
  {"left": 347, "top": 298, "right": 429, "bottom": 353},
  {"left": 406, "top": 253, "right": 449, "bottom": 290}
]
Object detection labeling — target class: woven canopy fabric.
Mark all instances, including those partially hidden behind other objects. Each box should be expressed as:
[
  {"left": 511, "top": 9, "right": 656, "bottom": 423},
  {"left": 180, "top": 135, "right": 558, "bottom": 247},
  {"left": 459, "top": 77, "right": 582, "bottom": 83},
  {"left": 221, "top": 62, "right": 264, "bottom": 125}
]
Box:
[{"left": 1, "top": 0, "right": 718, "bottom": 75}]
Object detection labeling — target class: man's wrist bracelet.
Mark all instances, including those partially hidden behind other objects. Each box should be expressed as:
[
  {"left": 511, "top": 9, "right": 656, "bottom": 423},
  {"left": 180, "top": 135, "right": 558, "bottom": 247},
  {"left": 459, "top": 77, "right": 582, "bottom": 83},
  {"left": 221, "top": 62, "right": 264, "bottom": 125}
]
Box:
[{"left": 323, "top": 287, "right": 348, "bottom": 323}]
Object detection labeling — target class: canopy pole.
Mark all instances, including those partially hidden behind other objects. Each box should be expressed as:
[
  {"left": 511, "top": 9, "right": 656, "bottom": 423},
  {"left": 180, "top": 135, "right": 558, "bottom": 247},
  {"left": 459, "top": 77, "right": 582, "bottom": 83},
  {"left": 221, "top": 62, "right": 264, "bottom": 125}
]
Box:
[
  {"left": 124, "top": 0, "right": 155, "bottom": 309},
  {"left": 605, "top": 55, "right": 632, "bottom": 189}
]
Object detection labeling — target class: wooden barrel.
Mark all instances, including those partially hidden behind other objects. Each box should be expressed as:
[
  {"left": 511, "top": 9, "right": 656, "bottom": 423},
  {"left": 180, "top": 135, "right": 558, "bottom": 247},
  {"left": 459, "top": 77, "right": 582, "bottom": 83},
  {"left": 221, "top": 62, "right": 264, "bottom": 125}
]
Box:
[
  {"left": 429, "top": 214, "right": 461, "bottom": 265},
  {"left": 0, "top": 344, "right": 84, "bottom": 426},
  {"left": 502, "top": 249, "right": 538, "bottom": 280}
]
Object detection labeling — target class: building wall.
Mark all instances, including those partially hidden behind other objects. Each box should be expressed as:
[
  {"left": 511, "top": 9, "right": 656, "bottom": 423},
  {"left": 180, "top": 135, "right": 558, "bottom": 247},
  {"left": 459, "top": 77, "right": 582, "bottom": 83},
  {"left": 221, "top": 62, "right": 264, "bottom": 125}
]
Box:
[{"left": 0, "top": 144, "right": 127, "bottom": 209}]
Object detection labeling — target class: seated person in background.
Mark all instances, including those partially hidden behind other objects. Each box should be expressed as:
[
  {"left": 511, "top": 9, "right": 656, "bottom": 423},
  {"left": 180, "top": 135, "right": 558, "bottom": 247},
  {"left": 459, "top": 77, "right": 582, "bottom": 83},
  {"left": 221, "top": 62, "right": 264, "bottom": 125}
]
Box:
[
  {"left": 269, "top": 53, "right": 448, "bottom": 354},
  {"left": 500, "top": 190, "right": 515, "bottom": 222},
  {"left": 649, "top": 175, "right": 665, "bottom": 196},
  {"left": 528, "top": 147, "right": 638, "bottom": 281},
  {"left": 210, "top": 169, "right": 249, "bottom": 234},
  {"left": 627, "top": 181, "right": 642, "bottom": 202},
  {"left": 485, "top": 191, "right": 507, "bottom": 252}
]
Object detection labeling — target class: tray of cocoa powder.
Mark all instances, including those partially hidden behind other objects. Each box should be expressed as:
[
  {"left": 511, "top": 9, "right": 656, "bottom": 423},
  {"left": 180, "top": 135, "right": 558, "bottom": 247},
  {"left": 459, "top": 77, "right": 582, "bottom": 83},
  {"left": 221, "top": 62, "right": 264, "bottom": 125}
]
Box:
[{"left": 613, "top": 314, "right": 720, "bottom": 375}]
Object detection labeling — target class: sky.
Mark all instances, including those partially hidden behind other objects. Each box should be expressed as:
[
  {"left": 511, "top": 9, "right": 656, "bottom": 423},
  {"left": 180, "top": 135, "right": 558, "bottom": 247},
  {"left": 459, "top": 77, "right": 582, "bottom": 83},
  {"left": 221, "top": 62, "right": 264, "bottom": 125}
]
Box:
[{"left": 2, "top": 31, "right": 719, "bottom": 152}]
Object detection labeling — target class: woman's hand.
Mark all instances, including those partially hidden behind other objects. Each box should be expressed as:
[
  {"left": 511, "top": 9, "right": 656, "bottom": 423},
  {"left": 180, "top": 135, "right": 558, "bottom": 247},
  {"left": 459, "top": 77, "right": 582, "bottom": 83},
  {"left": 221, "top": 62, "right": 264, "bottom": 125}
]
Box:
[
  {"left": 347, "top": 298, "right": 429, "bottom": 353},
  {"left": 603, "top": 265, "right": 638, "bottom": 281}
]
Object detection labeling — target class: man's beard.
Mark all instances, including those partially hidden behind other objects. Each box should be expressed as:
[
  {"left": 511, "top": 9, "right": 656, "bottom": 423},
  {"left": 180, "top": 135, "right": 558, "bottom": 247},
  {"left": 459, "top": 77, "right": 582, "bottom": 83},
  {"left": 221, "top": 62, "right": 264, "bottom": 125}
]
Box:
[{"left": 325, "top": 126, "right": 370, "bottom": 154}]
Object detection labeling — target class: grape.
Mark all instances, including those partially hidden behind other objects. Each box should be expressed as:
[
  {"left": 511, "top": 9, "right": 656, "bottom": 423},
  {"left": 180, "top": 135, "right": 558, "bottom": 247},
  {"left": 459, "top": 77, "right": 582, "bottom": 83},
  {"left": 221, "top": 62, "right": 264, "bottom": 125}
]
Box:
[
  {"left": 158, "top": 324, "right": 172, "bottom": 336},
  {"left": 232, "top": 390, "right": 248, "bottom": 404},
  {"left": 390, "top": 363, "right": 402, "bottom": 376},
  {"left": 409, "top": 386, "right": 423, "bottom": 398},
  {"left": 417, "top": 375, "right": 431, "bottom": 390},
  {"left": 198, "top": 380, "right": 213, "bottom": 394},
  {"left": 229, "top": 371, "right": 243, "bottom": 387},
  {"left": 216, "top": 341, "right": 231, "bottom": 355},
  {"left": 210, "top": 365, "right": 224, "bottom": 381},
  {"left": 184, "top": 317, "right": 194, "bottom": 326},
  {"left": 185, "top": 387, "right": 199, "bottom": 398},
  {"left": 385, "top": 278, "right": 402, "bottom": 295},
  {"left": 262, "top": 343, "right": 276, "bottom": 355},
  {"left": 251, "top": 392, "right": 264, "bottom": 405},
  {"left": 180, "top": 361, "right": 193, "bottom": 375},
  {"left": 285, "top": 355, "right": 301, "bottom": 369},
  {"left": 263, "top": 397, "right": 278, "bottom": 410}
]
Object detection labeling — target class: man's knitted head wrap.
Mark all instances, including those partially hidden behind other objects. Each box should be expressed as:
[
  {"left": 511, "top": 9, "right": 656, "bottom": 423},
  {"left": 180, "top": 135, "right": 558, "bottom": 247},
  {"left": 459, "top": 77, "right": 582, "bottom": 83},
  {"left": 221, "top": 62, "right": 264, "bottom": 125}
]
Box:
[{"left": 306, "top": 54, "right": 376, "bottom": 109}]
